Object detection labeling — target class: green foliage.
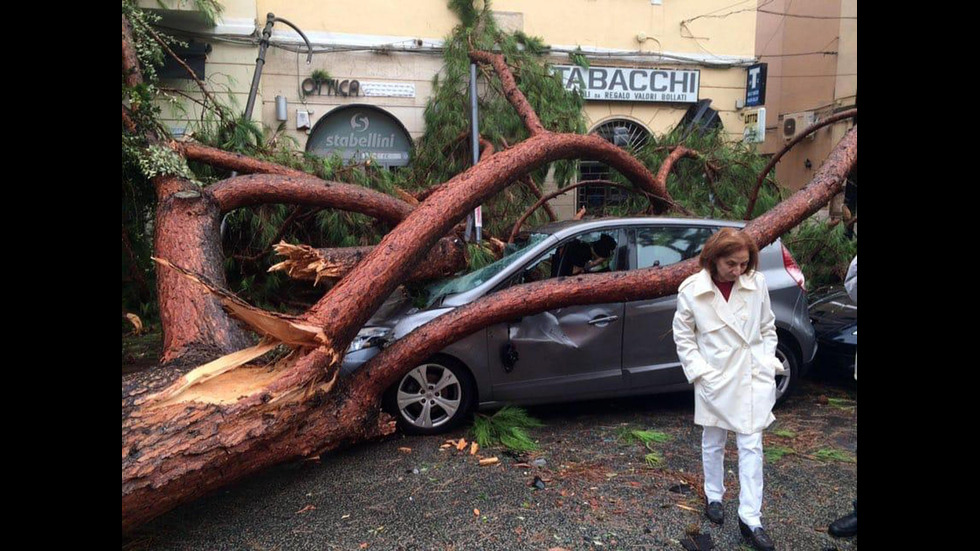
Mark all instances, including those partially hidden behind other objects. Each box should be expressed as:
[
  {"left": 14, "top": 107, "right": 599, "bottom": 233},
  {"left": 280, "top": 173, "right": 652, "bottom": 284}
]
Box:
[
  {"left": 135, "top": 144, "right": 197, "bottom": 181},
  {"left": 782, "top": 219, "right": 858, "bottom": 292},
  {"left": 467, "top": 243, "right": 497, "bottom": 271},
  {"left": 644, "top": 451, "right": 663, "bottom": 466},
  {"left": 310, "top": 69, "right": 331, "bottom": 83},
  {"left": 568, "top": 47, "right": 589, "bottom": 69},
  {"left": 814, "top": 448, "right": 856, "bottom": 463},
  {"left": 765, "top": 445, "right": 796, "bottom": 463},
  {"left": 470, "top": 406, "right": 544, "bottom": 452},
  {"left": 636, "top": 429, "right": 670, "bottom": 444},
  {"left": 827, "top": 397, "right": 856, "bottom": 410},
  {"left": 631, "top": 429, "right": 671, "bottom": 445},
  {"left": 410, "top": 0, "right": 586, "bottom": 238},
  {"left": 771, "top": 429, "right": 797, "bottom": 439}
]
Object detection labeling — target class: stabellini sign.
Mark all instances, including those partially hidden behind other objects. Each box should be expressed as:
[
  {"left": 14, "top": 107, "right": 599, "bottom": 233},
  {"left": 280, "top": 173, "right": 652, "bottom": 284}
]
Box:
[
  {"left": 306, "top": 105, "right": 412, "bottom": 167},
  {"left": 552, "top": 65, "right": 699, "bottom": 103}
]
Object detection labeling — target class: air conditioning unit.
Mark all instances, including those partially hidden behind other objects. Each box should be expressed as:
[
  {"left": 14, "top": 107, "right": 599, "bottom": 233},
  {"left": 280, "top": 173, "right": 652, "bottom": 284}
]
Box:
[{"left": 782, "top": 111, "right": 816, "bottom": 141}]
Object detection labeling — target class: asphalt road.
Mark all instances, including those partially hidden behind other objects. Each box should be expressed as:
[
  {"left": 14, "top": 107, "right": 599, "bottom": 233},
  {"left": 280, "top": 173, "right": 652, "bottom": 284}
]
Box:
[{"left": 124, "top": 374, "right": 857, "bottom": 551}]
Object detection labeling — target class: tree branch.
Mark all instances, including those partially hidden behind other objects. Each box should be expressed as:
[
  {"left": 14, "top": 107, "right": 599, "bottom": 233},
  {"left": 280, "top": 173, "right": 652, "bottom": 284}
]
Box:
[
  {"left": 356, "top": 126, "right": 858, "bottom": 397},
  {"left": 469, "top": 50, "right": 546, "bottom": 136},
  {"left": 208, "top": 174, "right": 414, "bottom": 224},
  {"left": 745, "top": 108, "right": 857, "bottom": 219},
  {"left": 304, "top": 131, "right": 676, "bottom": 354},
  {"left": 122, "top": 14, "right": 143, "bottom": 88},
  {"left": 122, "top": 104, "right": 137, "bottom": 133},
  {"left": 520, "top": 175, "right": 558, "bottom": 222},
  {"left": 176, "top": 141, "right": 309, "bottom": 177},
  {"left": 507, "top": 179, "right": 657, "bottom": 243},
  {"left": 137, "top": 18, "right": 223, "bottom": 118}
]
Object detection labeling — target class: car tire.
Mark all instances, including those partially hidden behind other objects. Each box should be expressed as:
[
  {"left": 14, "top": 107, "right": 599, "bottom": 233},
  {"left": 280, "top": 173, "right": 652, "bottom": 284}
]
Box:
[
  {"left": 774, "top": 340, "right": 800, "bottom": 407},
  {"left": 384, "top": 355, "right": 475, "bottom": 435}
]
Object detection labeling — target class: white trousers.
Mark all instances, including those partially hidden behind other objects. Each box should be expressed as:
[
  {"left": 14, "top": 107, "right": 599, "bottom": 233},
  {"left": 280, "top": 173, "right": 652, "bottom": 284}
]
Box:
[{"left": 702, "top": 426, "right": 764, "bottom": 527}]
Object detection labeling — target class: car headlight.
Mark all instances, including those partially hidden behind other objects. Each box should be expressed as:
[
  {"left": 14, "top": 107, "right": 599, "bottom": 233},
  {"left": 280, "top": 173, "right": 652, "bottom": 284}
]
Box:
[{"left": 347, "top": 327, "right": 392, "bottom": 353}]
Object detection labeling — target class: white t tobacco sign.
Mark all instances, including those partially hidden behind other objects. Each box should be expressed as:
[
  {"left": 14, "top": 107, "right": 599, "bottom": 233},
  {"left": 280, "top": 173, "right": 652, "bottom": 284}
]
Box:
[{"left": 552, "top": 65, "right": 700, "bottom": 103}]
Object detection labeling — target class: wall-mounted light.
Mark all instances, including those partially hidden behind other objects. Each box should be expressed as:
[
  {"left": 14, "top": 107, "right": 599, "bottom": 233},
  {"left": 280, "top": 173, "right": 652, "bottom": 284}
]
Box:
[{"left": 275, "top": 96, "right": 288, "bottom": 121}]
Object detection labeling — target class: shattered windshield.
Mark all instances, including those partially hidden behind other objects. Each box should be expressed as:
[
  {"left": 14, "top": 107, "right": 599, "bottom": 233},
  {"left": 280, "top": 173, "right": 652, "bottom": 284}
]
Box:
[{"left": 425, "top": 233, "right": 549, "bottom": 307}]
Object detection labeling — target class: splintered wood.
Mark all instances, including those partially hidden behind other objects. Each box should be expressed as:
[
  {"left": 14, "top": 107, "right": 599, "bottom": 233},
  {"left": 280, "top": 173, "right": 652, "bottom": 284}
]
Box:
[
  {"left": 269, "top": 242, "right": 347, "bottom": 286},
  {"left": 153, "top": 256, "right": 326, "bottom": 347}
]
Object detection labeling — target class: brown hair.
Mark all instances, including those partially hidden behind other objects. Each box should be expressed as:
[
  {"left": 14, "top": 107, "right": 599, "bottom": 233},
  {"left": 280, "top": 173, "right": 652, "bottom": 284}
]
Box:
[{"left": 699, "top": 227, "right": 759, "bottom": 277}]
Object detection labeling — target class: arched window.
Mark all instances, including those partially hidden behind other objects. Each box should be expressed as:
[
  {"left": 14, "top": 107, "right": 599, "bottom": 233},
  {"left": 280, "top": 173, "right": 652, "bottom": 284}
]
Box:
[{"left": 577, "top": 119, "right": 651, "bottom": 213}]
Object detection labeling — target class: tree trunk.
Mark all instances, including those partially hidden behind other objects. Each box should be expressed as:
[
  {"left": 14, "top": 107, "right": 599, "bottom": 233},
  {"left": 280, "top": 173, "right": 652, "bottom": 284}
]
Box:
[
  {"left": 154, "top": 187, "right": 253, "bottom": 365},
  {"left": 123, "top": 126, "right": 855, "bottom": 533}
]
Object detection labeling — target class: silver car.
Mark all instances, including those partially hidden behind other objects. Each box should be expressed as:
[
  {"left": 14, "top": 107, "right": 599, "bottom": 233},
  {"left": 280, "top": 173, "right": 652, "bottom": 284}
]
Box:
[{"left": 343, "top": 217, "right": 817, "bottom": 434}]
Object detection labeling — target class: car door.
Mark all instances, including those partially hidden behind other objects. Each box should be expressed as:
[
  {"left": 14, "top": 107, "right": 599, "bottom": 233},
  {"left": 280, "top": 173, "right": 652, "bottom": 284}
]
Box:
[
  {"left": 622, "top": 225, "right": 717, "bottom": 391},
  {"left": 486, "top": 229, "right": 628, "bottom": 404}
]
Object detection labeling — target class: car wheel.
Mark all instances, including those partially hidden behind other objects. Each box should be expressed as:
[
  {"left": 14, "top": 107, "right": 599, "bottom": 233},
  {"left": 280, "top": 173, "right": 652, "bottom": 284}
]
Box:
[
  {"left": 774, "top": 341, "right": 800, "bottom": 407},
  {"left": 384, "top": 355, "right": 475, "bottom": 435}
]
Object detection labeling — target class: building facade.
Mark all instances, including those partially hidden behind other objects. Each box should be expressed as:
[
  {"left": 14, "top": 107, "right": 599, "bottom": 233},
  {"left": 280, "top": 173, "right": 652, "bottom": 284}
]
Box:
[
  {"left": 752, "top": 0, "right": 857, "bottom": 212},
  {"left": 148, "top": 1, "right": 770, "bottom": 219}
]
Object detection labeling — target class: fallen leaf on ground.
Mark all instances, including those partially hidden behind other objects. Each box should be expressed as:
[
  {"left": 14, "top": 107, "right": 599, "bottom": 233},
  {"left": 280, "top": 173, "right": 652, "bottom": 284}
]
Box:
[
  {"left": 457, "top": 438, "right": 468, "bottom": 451},
  {"left": 675, "top": 504, "right": 698, "bottom": 512},
  {"left": 398, "top": 447, "right": 412, "bottom": 454},
  {"left": 359, "top": 543, "right": 369, "bottom": 549},
  {"left": 440, "top": 444, "right": 452, "bottom": 449},
  {"left": 513, "top": 463, "right": 531, "bottom": 468},
  {"left": 473, "top": 508, "right": 480, "bottom": 516},
  {"left": 470, "top": 442, "right": 479, "bottom": 455},
  {"left": 479, "top": 457, "right": 499, "bottom": 466},
  {"left": 296, "top": 505, "right": 316, "bottom": 514}
]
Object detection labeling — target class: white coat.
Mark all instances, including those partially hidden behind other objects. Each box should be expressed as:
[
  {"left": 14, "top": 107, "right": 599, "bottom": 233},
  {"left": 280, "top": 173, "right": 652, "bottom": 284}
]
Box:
[{"left": 672, "top": 268, "right": 785, "bottom": 434}]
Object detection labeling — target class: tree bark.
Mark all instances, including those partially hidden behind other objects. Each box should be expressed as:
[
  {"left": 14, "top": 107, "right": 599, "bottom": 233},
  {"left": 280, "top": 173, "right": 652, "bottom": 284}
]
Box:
[
  {"left": 154, "top": 187, "right": 253, "bottom": 365},
  {"left": 177, "top": 141, "right": 309, "bottom": 177},
  {"left": 123, "top": 128, "right": 676, "bottom": 532},
  {"left": 270, "top": 237, "right": 467, "bottom": 285},
  {"left": 209, "top": 174, "right": 414, "bottom": 224},
  {"left": 744, "top": 108, "right": 857, "bottom": 219},
  {"left": 469, "top": 51, "right": 546, "bottom": 136}
]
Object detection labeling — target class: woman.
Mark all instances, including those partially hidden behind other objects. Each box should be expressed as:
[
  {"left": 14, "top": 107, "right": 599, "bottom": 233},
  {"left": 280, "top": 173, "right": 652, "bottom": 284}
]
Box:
[{"left": 672, "top": 228, "right": 784, "bottom": 551}]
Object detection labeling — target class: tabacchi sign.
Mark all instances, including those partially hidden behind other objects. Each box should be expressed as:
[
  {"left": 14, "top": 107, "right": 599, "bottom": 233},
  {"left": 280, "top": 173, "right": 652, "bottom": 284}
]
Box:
[{"left": 552, "top": 65, "right": 699, "bottom": 103}]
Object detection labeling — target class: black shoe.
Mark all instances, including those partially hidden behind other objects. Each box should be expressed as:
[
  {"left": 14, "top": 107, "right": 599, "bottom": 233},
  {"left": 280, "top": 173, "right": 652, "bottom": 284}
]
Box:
[
  {"left": 705, "top": 500, "right": 724, "bottom": 524},
  {"left": 828, "top": 511, "right": 857, "bottom": 538},
  {"left": 738, "top": 518, "right": 775, "bottom": 551}
]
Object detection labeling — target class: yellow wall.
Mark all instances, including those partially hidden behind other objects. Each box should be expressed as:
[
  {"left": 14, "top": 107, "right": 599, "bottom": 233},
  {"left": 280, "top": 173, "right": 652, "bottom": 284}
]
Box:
[
  {"left": 145, "top": 0, "right": 260, "bottom": 131},
  {"left": 151, "top": 0, "right": 762, "bottom": 206},
  {"left": 755, "top": 0, "right": 856, "bottom": 192},
  {"left": 257, "top": 0, "right": 755, "bottom": 55}
]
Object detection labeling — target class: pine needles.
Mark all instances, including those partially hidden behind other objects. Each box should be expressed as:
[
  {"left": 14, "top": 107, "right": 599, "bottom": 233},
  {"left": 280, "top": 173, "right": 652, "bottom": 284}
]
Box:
[
  {"left": 470, "top": 406, "right": 544, "bottom": 452},
  {"left": 616, "top": 425, "right": 672, "bottom": 468}
]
